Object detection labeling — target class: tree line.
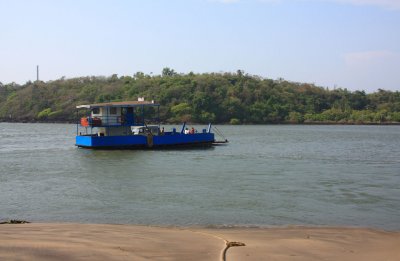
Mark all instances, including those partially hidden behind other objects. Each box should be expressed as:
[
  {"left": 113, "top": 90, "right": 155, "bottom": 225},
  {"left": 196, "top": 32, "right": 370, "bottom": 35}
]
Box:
[{"left": 1, "top": 69, "right": 399, "bottom": 124}]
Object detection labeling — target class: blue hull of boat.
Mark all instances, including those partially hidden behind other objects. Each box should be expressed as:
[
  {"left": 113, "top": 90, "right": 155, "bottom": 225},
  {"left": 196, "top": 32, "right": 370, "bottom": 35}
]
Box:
[{"left": 75, "top": 133, "right": 215, "bottom": 149}]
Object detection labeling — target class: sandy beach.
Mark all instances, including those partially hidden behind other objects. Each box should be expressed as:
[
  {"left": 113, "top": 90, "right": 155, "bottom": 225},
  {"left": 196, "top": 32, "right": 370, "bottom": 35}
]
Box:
[{"left": 1, "top": 223, "right": 399, "bottom": 260}]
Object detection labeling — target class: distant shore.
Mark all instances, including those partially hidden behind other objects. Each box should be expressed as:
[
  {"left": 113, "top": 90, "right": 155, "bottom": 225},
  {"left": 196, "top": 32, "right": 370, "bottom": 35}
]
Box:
[
  {"left": 1, "top": 223, "right": 399, "bottom": 260},
  {"left": 1, "top": 119, "right": 400, "bottom": 126}
]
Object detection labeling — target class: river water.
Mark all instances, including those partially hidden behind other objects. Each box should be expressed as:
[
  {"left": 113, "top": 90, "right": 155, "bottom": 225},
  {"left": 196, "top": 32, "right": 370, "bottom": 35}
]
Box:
[{"left": 0, "top": 123, "right": 399, "bottom": 230}]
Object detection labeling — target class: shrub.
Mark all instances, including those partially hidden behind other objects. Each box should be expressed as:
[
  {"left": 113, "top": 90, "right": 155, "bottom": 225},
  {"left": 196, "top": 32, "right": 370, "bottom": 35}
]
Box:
[
  {"left": 37, "top": 108, "right": 52, "bottom": 119},
  {"left": 230, "top": 118, "right": 241, "bottom": 125}
]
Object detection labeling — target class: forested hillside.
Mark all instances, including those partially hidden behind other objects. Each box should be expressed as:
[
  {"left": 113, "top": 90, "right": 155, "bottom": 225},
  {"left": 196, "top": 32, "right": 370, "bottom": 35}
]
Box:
[{"left": 1, "top": 69, "right": 399, "bottom": 124}]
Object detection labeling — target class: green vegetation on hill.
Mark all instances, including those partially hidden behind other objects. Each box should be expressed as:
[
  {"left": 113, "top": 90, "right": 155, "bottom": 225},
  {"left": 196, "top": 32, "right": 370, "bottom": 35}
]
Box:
[{"left": 1, "top": 69, "right": 400, "bottom": 124}]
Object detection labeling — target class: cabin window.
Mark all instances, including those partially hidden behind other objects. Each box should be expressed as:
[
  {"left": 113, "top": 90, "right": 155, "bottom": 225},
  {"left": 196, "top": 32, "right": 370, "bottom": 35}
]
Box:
[
  {"left": 110, "top": 107, "right": 117, "bottom": 115},
  {"left": 92, "top": 108, "right": 100, "bottom": 115}
]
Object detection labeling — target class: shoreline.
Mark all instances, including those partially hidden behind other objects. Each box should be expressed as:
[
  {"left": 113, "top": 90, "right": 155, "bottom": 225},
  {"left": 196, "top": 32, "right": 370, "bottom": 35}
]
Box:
[
  {"left": 1, "top": 223, "right": 399, "bottom": 260},
  {"left": 1, "top": 119, "right": 400, "bottom": 126}
]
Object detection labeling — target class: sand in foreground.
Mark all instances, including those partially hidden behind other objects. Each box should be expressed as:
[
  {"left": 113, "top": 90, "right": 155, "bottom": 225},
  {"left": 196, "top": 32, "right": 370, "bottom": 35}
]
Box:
[{"left": 1, "top": 223, "right": 399, "bottom": 261}]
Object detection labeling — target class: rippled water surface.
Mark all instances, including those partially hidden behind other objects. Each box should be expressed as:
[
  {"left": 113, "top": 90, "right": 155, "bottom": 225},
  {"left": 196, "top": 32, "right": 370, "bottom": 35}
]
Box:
[{"left": 1, "top": 123, "right": 399, "bottom": 229}]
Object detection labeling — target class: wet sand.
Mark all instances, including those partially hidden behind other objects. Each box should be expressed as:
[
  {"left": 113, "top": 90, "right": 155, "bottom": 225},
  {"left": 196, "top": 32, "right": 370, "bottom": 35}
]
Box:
[{"left": 1, "top": 223, "right": 399, "bottom": 260}]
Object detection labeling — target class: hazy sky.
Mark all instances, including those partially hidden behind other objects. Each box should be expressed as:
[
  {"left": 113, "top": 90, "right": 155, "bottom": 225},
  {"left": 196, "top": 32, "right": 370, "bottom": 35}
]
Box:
[{"left": 0, "top": 0, "right": 399, "bottom": 92}]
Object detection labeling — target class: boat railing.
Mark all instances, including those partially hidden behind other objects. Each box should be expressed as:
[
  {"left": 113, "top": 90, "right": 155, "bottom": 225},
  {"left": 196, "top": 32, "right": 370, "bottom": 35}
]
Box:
[
  {"left": 80, "top": 116, "right": 126, "bottom": 127},
  {"left": 80, "top": 115, "right": 159, "bottom": 127}
]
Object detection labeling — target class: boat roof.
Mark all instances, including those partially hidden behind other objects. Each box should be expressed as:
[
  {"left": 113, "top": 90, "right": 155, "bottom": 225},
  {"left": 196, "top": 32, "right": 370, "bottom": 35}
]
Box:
[{"left": 76, "top": 101, "right": 159, "bottom": 109}]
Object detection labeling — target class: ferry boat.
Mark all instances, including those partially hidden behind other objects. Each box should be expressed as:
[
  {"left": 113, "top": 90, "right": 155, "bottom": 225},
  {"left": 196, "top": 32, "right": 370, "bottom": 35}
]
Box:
[{"left": 75, "top": 99, "right": 216, "bottom": 149}]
